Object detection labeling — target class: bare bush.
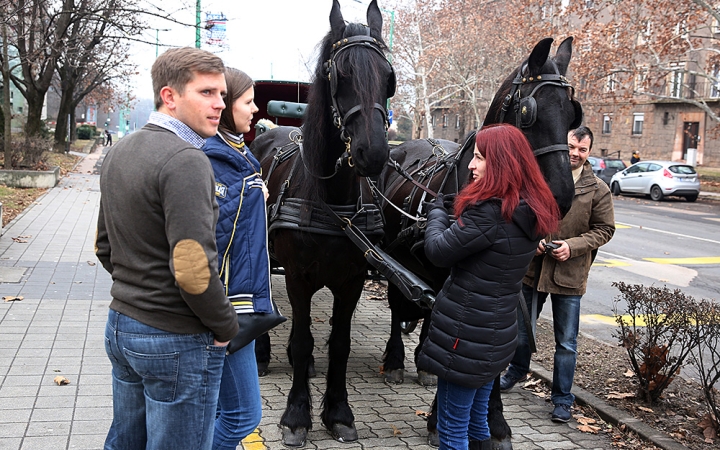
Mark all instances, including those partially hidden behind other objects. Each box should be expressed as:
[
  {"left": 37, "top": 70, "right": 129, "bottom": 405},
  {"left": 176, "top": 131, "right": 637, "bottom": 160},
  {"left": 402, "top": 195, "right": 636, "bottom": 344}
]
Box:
[
  {"left": 612, "top": 282, "right": 700, "bottom": 403},
  {"left": 690, "top": 299, "right": 720, "bottom": 435},
  {"left": 0, "top": 135, "right": 52, "bottom": 169}
]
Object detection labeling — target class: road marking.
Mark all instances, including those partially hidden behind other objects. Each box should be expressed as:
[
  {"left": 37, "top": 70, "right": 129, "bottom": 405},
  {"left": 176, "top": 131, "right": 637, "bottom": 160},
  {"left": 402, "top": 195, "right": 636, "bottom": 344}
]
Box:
[
  {"left": 242, "top": 429, "right": 266, "bottom": 450},
  {"left": 705, "top": 218, "right": 720, "bottom": 222},
  {"left": 644, "top": 256, "right": 720, "bottom": 265},
  {"left": 615, "top": 223, "right": 632, "bottom": 229},
  {"left": 593, "top": 259, "right": 631, "bottom": 267},
  {"left": 595, "top": 252, "right": 697, "bottom": 287},
  {"left": 615, "top": 221, "right": 720, "bottom": 245},
  {"left": 582, "top": 314, "right": 665, "bottom": 327}
]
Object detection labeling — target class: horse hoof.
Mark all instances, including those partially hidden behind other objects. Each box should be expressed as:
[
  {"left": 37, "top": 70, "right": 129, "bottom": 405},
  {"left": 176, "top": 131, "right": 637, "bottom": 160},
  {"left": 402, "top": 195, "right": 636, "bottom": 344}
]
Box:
[
  {"left": 257, "top": 361, "right": 270, "bottom": 377},
  {"left": 383, "top": 368, "right": 404, "bottom": 384},
  {"left": 280, "top": 425, "right": 307, "bottom": 448},
  {"left": 492, "top": 436, "right": 513, "bottom": 450},
  {"left": 427, "top": 429, "right": 439, "bottom": 448},
  {"left": 307, "top": 363, "right": 317, "bottom": 378},
  {"left": 329, "top": 422, "right": 358, "bottom": 442},
  {"left": 417, "top": 370, "right": 438, "bottom": 386}
]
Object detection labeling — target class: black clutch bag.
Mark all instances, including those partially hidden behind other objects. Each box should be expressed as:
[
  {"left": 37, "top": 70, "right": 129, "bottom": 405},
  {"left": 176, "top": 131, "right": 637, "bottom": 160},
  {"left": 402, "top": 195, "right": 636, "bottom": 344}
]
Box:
[{"left": 226, "top": 299, "right": 287, "bottom": 354}]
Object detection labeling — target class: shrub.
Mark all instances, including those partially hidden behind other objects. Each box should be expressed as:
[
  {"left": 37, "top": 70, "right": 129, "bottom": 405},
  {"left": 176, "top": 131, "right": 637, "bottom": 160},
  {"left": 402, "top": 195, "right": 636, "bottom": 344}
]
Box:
[
  {"left": 7, "top": 135, "right": 52, "bottom": 169},
  {"left": 690, "top": 299, "right": 720, "bottom": 434},
  {"left": 77, "top": 124, "right": 97, "bottom": 140},
  {"left": 612, "top": 282, "right": 700, "bottom": 403}
]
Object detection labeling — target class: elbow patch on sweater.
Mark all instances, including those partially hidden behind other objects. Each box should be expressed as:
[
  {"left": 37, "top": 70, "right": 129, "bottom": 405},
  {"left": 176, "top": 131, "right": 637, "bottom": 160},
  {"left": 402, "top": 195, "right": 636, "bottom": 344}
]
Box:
[{"left": 173, "top": 239, "right": 211, "bottom": 295}]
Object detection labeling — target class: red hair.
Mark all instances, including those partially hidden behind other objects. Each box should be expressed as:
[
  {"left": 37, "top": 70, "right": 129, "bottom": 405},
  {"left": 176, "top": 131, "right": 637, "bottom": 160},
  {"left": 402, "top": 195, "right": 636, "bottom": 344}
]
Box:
[{"left": 454, "top": 124, "right": 559, "bottom": 236}]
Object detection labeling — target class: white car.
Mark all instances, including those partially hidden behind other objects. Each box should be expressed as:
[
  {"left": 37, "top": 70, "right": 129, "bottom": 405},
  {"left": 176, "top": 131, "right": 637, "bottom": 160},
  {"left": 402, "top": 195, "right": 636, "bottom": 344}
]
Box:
[{"left": 610, "top": 160, "right": 700, "bottom": 202}]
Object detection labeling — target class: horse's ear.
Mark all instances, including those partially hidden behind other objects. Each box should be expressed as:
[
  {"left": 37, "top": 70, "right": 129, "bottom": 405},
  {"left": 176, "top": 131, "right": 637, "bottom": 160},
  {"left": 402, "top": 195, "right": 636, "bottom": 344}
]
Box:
[
  {"left": 527, "top": 38, "right": 554, "bottom": 76},
  {"left": 555, "top": 37, "right": 574, "bottom": 75},
  {"left": 367, "top": 0, "right": 383, "bottom": 36},
  {"left": 330, "top": 0, "right": 345, "bottom": 39}
]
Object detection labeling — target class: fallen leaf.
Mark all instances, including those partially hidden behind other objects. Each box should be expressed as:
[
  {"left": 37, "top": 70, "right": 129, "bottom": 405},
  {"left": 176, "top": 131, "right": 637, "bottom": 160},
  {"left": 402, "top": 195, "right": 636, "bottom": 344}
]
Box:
[
  {"left": 415, "top": 410, "right": 430, "bottom": 418},
  {"left": 3, "top": 296, "right": 24, "bottom": 302},
  {"left": 11, "top": 237, "right": 27, "bottom": 243},
  {"left": 531, "top": 391, "right": 546, "bottom": 398},
  {"left": 54, "top": 376, "right": 70, "bottom": 386},
  {"left": 638, "top": 406, "right": 654, "bottom": 413},
  {"left": 87, "top": 261, "right": 96, "bottom": 266},
  {"left": 314, "top": 318, "right": 325, "bottom": 323},
  {"left": 623, "top": 369, "right": 634, "bottom": 377},
  {"left": 577, "top": 416, "right": 597, "bottom": 425},
  {"left": 523, "top": 378, "right": 542, "bottom": 388},
  {"left": 578, "top": 424, "right": 601, "bottom": 434},
  {"left": 607, "top": 392, "right": 635, "bottom": 400},
  {"left": 606, "top": 378, "right": 617, "bottom": 383},
  {"left": 390, "top": 424, "right": 402, "bottom": 436}
]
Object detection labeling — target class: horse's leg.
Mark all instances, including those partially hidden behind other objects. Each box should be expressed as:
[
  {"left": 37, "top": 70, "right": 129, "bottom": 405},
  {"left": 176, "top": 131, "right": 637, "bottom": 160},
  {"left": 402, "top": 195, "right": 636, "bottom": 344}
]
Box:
[
  {"left": 320, "top": 276, "right": 364, "bottom": 443},
  {"left": 279, "top": 275, "right": 317, "bottom": 448},
  {"left": 286, "top": 323, "right": 316, "bottom": 378},
  {"left": 255, "top": 332, "right": 271, "bottom": 377},
  {"left": 488, "top": 375, "right": 513, "bottom": 449},
  {"left": 382, "top": 284, "right": 406, "bottom": 384},
  {"left": 414, "top": 311, "right": 437, "bottom": 386}
]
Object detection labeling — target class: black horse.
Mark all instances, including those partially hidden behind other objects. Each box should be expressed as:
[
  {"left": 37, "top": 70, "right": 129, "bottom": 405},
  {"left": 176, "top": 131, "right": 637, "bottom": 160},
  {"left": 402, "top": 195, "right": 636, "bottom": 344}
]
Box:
[
  {"left": 378, "top": 37, "right": 580, "bottom": 447},
  {"left": 249, "top": 0, "right": 395, "bottom": 447}
]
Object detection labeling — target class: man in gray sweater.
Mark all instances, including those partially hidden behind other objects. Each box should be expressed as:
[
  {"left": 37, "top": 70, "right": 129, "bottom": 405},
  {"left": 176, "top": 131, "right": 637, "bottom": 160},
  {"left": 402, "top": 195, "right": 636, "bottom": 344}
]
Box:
[{"left": 96, "top": 47, "right": 238, "bottom": 450}]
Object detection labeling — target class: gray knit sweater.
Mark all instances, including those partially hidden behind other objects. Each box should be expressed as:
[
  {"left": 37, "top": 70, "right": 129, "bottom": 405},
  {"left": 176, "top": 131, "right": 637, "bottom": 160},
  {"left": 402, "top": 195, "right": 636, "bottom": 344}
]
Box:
[{"left": 96, "top": 124, "right": 238, "bottom": 341}]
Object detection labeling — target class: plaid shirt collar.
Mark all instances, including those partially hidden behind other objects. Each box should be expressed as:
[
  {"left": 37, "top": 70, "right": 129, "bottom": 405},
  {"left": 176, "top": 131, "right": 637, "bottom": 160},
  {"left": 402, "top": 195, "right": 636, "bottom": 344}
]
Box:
[{"left": 147, "top": 111, "right": 207, "bottom": 149}]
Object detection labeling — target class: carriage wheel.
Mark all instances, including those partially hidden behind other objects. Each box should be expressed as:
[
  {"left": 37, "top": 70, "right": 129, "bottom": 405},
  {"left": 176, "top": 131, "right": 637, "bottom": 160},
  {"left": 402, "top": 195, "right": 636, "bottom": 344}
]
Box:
[{"left": 400, "top": 320, "right": 418, "bottom": 334}]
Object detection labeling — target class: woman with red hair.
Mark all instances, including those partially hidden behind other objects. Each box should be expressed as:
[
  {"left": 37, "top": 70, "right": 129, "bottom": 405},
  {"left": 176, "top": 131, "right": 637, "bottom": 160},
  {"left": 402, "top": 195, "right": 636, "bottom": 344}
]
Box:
[{"left": 417, "top": 124, "right": 559, "bottom": 450}]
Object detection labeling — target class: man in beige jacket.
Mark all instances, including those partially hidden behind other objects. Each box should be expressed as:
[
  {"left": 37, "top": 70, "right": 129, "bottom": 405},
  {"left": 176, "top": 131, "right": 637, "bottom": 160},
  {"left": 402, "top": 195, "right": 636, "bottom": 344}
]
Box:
[{"left": 499, "top": 126, "right": 615, "bottom": 423}]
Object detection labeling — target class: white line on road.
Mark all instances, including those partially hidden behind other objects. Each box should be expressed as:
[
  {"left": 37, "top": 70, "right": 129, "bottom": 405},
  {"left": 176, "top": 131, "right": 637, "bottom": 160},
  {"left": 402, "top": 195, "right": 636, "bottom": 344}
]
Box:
[{"left": 615, "top": 221, "right": 720, "bottom": 245}]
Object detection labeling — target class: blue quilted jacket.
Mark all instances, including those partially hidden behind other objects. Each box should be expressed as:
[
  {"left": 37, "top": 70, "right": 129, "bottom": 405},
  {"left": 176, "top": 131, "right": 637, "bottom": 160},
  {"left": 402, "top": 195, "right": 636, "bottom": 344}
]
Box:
[{"left": 202, "top": 134, "right": 272, "bottom": 314}]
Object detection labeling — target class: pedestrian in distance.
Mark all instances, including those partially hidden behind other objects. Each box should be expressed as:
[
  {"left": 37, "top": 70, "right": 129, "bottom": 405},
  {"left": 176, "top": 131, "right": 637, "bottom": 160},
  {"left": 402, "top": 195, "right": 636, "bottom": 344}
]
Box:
[
  {"left": 104, "top": 129, "right": 112, "bottom": 146},
  {"left": 416, "top": 124, "right": 561, "bottom": 450},
  {"left": 201, "top": 67, "right": 267, "bottom": 450},
  {"left": 96, "top": 47, "right": 238, "bottom": 450},
  {"left": 499, "top": 126, "right": 615, "bottom": 423},
  {"left": 631, "top": 151, "right": 641, "bottom": 164}
]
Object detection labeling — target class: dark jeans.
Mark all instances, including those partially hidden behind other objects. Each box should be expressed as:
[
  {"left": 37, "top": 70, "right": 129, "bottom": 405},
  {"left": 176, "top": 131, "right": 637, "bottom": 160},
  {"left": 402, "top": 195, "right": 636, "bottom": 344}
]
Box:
[{"left": 505, "top": 284, "right": 581, "bottom": 406}]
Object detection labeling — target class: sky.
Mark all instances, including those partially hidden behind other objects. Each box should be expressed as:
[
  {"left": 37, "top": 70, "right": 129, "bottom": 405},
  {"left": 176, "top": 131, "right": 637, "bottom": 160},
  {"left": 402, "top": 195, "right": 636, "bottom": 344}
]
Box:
[{"left": 129, "top": 0, "right": 387, "bottom": 100}]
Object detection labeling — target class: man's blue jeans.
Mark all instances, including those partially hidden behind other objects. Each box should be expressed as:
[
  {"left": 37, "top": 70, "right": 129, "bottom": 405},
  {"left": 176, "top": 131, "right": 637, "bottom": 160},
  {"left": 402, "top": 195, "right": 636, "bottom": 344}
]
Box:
[
  {"left": 505, "top": 284, "right": 582, "bottom": 406},
  {"left": 104, "top": 310, "right": 226, "bottom": 450},
  {"left": 436, "top": 377, "right": 493, "bottom": 449},
  {"left": 213, "top": 340, "right": 262, "bottom": 450}
]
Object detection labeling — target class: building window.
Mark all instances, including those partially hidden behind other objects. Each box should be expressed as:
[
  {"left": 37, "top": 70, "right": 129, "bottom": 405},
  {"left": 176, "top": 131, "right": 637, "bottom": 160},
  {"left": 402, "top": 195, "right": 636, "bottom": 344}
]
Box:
[
  {"left": 605, "top": 74, "right": 617, "bottom": 93},
  {"left": 602, "top": 114, "right": 612, "bottom": 134},
  {"left": 455, "top": 114, "right": 460, "bottom": 129},
  {"left": 442, "top": 114, "right": 448, "bottom": 129},
  {"left": 632, "top": 113, "right": 644, "bottom": 135},
  {"left": 431, "top": 115, "right": 435, "bottom": 127},
  {"left": 712, "top": 66, "right": 720, "bottom": 98},
  {"left": 670, "top": 68, "right": 683, "bottom": 98}
]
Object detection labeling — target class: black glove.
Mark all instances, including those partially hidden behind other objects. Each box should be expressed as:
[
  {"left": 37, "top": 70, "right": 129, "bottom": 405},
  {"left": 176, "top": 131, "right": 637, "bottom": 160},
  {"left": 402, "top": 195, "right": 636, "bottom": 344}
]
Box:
[
  {"left": 442, "top": 193, "right": 456, "bottom": 211},
  {"left": 423, "top": 194, "right": 446, "bottom": 215}
]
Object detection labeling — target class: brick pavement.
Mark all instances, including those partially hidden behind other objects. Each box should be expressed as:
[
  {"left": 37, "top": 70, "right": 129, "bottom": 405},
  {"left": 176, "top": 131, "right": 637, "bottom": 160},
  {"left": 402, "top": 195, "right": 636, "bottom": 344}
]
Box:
[{"left": 0, "top": 162, "right": 617, "bottom": 449}]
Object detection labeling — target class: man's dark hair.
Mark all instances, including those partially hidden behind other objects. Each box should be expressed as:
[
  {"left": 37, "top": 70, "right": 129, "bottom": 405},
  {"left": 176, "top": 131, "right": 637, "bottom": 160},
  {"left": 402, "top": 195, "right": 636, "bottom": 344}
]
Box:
[{"left": 570, "top": 126, "right": 594, "bottom": 150}]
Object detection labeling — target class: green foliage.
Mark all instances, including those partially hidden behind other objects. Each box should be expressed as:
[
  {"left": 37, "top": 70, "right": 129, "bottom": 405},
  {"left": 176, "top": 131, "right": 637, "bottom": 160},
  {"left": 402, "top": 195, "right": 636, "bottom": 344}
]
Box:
[
  {"left": 76, "top": 124, "right": 97, "bottom": 140},
  {"left": 612, "top": 282, "right": 700, "bottom": 403}
]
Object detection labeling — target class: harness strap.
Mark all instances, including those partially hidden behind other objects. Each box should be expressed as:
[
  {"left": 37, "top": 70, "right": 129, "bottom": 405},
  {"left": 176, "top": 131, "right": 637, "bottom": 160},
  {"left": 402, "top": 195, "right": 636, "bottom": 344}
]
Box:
[{"left": 533, "top": 143, "right": 570, "bottom": 157}]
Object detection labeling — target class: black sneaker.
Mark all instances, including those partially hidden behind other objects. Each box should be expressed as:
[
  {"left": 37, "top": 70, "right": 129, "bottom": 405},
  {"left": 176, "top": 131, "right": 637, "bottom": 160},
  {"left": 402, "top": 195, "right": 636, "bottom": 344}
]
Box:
[
  {"left": 551, "top": 404, "right": 572, "bottom": 423},
  {"left": 499, "top": 373, "right": 526, "bottom": 391}
]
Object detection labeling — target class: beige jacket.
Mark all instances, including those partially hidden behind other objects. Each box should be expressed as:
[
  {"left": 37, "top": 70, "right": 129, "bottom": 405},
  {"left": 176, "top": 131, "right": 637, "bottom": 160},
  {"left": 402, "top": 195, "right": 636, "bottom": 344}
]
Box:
[{"left": 523, "top": 162, "right": 615, "bottom": 296}]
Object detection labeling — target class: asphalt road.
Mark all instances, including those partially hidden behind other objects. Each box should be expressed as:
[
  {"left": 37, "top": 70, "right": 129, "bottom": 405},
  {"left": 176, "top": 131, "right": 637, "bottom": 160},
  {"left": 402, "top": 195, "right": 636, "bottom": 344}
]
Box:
[{"left": 543, "top": 192, "right": 720, "bottom": 381}]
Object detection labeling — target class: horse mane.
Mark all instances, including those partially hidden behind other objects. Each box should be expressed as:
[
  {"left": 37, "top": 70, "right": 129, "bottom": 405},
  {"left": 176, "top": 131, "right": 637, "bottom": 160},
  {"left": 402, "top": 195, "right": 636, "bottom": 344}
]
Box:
[{"left": 297, "top": 22, "right": 389, "bottom": 201}]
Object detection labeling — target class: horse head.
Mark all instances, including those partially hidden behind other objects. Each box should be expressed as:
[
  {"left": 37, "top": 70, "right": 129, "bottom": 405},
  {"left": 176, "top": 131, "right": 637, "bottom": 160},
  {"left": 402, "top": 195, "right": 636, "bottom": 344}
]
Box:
[
  {"left": 303, "top": 0, "right": 395, "bottom": 179},
  {"left": 486, "top": 37, "right": 580, "bottom": 216}
]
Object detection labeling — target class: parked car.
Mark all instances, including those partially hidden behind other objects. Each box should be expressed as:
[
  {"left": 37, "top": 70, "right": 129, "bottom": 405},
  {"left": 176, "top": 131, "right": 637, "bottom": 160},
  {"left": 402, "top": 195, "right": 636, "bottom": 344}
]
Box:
[
  {"left": 609, "top": 160, "right": 700, "bottom": 202},
  {"left": 587, "top": 156, "right": 627, "bottom": 185}
]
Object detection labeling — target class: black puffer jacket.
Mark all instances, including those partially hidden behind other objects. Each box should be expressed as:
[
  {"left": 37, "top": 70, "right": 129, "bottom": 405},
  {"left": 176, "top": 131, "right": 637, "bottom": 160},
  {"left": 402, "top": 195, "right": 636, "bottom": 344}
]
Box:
[{"left": 417, "top": 198, "right": 541, "bottom": 388}]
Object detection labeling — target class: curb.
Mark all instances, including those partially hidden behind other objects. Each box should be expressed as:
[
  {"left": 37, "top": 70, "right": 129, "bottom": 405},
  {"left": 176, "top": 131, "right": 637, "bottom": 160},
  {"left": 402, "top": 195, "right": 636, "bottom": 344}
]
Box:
[{"left": 529, "top": 363, "right": 689, "bottom": 450}]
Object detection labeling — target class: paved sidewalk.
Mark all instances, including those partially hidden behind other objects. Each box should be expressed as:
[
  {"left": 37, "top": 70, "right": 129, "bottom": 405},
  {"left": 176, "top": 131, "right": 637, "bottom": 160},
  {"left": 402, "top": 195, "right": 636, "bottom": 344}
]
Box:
[{"left": 1, "top": 160, "right": 622, "bottom": 449}]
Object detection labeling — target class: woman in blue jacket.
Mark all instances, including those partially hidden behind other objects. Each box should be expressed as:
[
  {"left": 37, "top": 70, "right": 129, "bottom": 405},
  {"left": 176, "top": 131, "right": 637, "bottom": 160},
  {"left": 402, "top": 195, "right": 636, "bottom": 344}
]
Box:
[
  {"left": 202, "top": 68, "right": 269, "bottom": 450},
  {"left": 417, "top": 124, "right": 560, "bottom": 450}
]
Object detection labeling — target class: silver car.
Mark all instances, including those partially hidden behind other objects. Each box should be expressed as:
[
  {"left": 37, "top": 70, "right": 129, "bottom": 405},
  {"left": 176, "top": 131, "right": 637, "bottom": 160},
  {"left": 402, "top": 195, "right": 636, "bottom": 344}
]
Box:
[{"left": 610, "top": 160, "right": 700, "bottom": 202}]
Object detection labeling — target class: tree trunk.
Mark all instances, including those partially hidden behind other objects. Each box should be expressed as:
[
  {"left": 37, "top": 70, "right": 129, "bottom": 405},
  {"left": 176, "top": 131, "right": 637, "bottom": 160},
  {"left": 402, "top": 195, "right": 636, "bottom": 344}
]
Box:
[
  {"left": 54, "top": 87, "right": 75, "bottom": 152},
  {"left": 24, "top": 89, "right": 46, "bottom": 137},
  {"left": 2, "top": 23, "right": 12, "bottom": 168}
]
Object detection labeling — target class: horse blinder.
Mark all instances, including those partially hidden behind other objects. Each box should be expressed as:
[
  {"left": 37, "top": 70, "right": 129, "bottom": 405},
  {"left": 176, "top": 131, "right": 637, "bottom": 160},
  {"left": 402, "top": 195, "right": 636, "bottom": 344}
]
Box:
[{"left": 570, "top": 99, "right": 583, "bottom": 130}]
